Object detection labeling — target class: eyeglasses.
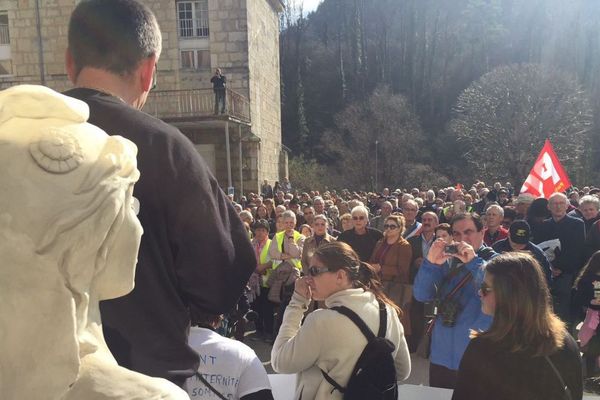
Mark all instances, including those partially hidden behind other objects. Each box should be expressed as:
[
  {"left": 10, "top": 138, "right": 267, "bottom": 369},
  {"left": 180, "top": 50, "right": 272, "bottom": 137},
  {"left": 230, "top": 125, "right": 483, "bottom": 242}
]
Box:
[
  {"left": 308, "top": 265, "right": 330, "bottom": 276},
  {"left": 150, "top": 64, "right": 157, "bottom": 91},
  {"left": 352, "top": 216, "right": 365, "bottom": 220},
  {"left": 383, "top": 224, "right": 399, "bottom": 230},
  {"left": 480, "top": 281, "right": 493, "bottom": 296}
]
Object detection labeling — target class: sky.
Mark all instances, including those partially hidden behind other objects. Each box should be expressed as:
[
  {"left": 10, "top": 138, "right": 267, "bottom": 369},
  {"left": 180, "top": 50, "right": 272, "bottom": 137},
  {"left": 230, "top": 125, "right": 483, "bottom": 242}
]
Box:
[{"left": 303, "top": 0, "right": 323, "bottom": 13}]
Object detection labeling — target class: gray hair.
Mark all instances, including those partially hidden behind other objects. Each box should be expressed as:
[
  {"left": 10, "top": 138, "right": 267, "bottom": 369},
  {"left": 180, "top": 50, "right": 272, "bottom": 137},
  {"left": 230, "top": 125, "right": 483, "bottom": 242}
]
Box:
[
  {"left": 485, "top": 204, "right": 504, "bottom": 217},
  {"left": 580, "top": 195, "right": 600, "bottom": 210},
  {"left": 282, "top": 210, "right": 297, "bottom": 221},
  {"left": 351, "top": 205, "right": 369, "bottom": 219}
]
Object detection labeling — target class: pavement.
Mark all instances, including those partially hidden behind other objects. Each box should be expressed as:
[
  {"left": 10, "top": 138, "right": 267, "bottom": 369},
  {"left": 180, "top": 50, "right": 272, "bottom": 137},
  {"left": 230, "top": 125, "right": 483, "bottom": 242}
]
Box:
[
  {"left": 245, "top": 330, "right": 600, "bottom": 398},
  {"left": 244, "top": 329, "right": 429, "bottom": 383}
]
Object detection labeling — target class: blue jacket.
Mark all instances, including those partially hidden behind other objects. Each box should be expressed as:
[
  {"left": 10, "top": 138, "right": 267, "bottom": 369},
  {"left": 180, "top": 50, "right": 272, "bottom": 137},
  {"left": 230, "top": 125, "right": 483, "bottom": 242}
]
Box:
[{"left": 414, "top": 257, "right": 492, "bottom": 370}]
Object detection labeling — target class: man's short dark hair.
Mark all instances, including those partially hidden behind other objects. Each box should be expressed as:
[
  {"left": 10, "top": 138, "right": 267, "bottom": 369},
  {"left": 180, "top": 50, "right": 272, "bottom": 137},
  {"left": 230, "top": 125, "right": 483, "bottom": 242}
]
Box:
[
  {"left": 450, "top": 213, "right": 484, "bottom": 232},
  {"left": 68, "top": 0, "right": 162, "bottom": 76},
  {"left": 503, "top": 206, "right": 517, "bottom": 221}
]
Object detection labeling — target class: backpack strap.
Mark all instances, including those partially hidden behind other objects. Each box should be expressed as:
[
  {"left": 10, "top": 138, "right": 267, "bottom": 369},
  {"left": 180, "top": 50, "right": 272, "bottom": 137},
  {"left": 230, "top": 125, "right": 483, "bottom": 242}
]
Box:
[
  {"left": 329, "top": 300, "right": 387, "bottom": 341},
  {"left": 320, "top": 301, "right": 388, "bottom": 393},
  {"left": 544, "top": 355, "right": 573, "bottom": 400},
  {"left": 377, "top": 301, "right": 388, "bottom": 337}
]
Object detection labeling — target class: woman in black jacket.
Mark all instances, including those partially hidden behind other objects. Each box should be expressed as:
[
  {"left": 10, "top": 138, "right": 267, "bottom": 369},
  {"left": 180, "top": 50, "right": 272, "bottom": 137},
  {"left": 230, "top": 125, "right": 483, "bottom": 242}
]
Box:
[{"left": 453, "top": 252, "right": 582, "bottom": 400}]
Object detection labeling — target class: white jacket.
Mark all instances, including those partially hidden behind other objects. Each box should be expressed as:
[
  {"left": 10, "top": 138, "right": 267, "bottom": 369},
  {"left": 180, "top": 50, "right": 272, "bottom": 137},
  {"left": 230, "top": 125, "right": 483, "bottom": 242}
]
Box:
[{"left": 271, "top": 288, "right": 411, "bottom": 400}]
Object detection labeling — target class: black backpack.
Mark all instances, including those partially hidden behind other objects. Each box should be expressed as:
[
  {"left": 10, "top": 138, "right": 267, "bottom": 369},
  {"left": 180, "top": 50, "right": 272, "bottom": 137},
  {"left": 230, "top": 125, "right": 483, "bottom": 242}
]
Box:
[{"left": 320, "top": 301, "right": 398, "bottom": 400}]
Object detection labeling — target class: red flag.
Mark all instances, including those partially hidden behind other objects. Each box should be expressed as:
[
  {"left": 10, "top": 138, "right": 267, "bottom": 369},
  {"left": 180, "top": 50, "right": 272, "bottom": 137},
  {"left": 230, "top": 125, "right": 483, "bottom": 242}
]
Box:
[{"left": 520, "top": 139, "right": 572, "bottom": 198}]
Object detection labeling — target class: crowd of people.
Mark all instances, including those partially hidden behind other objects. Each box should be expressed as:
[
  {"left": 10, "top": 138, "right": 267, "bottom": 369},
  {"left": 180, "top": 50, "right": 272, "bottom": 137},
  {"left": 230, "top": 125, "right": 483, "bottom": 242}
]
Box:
[
  {"left": 13, "top": 0, "right": 599, "bottom": 398},
  {"left": 233, "top": 179, "right": 600, "bottom": 398}
]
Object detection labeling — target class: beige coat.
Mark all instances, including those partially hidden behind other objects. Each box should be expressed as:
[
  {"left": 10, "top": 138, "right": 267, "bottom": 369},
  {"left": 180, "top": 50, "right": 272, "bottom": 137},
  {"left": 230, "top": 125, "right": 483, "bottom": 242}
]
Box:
[
  {"left": 300, "top": 234, "right": 336, "bottom": 275},
  {"left": 271, "top": 289, "right": 411, "bottom": 400}
]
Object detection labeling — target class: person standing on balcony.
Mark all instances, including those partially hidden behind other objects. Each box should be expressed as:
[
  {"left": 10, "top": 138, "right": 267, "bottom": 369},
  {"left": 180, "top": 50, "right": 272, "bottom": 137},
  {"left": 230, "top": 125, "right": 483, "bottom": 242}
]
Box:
[
  {"left": 211, "top": 67, "right": 227, "bottom": 114},
  {"left": 63, "top": 0, "right": 255, "bottom": 388}
]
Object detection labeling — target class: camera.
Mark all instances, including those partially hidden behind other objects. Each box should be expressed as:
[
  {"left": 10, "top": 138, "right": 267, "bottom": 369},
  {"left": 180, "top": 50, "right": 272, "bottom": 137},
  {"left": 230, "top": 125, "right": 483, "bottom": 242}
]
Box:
[
  {"left": 428, "top": 298, "right": 461, "bottom": 327},
  {"left": 444, "top": 244, "right": 459, "bottom": 254}
]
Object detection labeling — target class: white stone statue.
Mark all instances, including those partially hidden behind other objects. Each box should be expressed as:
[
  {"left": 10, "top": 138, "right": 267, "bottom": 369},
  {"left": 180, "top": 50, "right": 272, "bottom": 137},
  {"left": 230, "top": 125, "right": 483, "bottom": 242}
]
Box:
[{"left": 0, "top": 85, "right": 189, "bottom": 400}]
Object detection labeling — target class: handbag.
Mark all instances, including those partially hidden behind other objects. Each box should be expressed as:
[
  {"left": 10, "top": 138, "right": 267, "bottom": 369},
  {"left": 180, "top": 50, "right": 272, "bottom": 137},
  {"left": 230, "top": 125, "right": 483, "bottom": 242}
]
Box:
[
  {"left": 544, "top": 355, "right": 573, "bottom": 400},
  {"left": 415, "top": 319, "right": 432, "bottom": 358}
]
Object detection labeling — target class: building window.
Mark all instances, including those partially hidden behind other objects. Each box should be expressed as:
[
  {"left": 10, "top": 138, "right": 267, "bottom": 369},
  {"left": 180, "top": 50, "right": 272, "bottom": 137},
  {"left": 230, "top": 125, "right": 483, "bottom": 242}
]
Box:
[
  {"left": 181, "top": 49, "right": 210, "bottom": 70},
  {"left": 177, "top": 1, "right": 209, "bottom": 38},
  {"left": 0, "top": 11, "right": 9, "bottom": 45}
]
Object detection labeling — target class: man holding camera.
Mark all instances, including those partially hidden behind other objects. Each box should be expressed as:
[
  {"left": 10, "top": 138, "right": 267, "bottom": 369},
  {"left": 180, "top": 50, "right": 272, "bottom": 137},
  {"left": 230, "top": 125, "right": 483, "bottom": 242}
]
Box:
[{"left": 414, "top": 213, "right": 495, "bottom": 389}]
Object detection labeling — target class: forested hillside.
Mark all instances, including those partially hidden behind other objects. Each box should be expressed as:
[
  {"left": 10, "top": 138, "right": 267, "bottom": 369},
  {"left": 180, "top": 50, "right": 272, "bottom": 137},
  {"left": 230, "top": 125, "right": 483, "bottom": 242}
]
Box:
[{"left": 280, "top": 0, "right": 600, "bottom": 190}]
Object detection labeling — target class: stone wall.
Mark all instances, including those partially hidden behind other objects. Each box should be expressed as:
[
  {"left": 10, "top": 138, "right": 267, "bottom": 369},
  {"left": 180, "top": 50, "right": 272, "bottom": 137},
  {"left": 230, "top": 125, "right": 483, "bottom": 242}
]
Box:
[
  {"left": 180, "top": 123, "right": 258, "bottom": 195},
  {"left": 0, "top": 0, "right": 284, "bottom": 195},
  {"left": 246, "top": 0, "right": 283, "bottom": 188}
]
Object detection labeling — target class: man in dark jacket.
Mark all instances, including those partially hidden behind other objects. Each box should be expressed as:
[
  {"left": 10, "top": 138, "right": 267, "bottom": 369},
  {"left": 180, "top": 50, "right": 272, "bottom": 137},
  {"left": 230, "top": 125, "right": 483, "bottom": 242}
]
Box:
[
  {"left": 407, "top": 211, "right": 438, "bottom": 352},
  {"left": 211, "top": 67, "right": 227, "bottom": 114},
  {"left": 536, "top": 193, "right": 585, "bottom": 326},
  {"left": 492, "top": 220, "right": 552, "bottom": 285},
  {"left": 64, "top": 0, "right": 255, "bottom": 387}
]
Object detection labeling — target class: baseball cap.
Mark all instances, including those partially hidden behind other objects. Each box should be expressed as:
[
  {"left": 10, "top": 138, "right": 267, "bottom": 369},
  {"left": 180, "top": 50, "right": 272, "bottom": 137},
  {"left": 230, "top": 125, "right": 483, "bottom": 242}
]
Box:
[{"left": 509, "top": 220, "right": 530, "bottom": 245}]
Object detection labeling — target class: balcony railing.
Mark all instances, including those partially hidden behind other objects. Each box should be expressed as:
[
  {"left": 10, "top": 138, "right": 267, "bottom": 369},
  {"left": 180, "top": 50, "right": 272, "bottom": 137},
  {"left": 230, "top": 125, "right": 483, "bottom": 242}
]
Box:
[
  {"left": 0, "top": 24, "right": 9, "bottom": 45},
  {"left": 144, "top": 87, "right": 250, "bottom": 123}
]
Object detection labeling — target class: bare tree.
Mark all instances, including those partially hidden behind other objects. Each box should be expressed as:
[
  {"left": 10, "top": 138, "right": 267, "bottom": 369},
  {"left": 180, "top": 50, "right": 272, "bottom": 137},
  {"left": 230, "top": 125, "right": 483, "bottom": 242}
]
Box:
[
  {"left": 450, "top": 63, "right": 593, "bottom": 184},
  {"left": 320, "top": 86, "right": 433, "bottom": 189}
]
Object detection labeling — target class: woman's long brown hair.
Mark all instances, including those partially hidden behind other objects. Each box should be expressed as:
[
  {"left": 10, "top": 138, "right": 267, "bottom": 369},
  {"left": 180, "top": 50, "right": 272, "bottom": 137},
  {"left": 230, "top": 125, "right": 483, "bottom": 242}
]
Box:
[
  {"left": 475, "top": 252, "right": 565, "bottom": 356},
  {"left": 313, "top": 241, "right": 402, "bottom": 317}
]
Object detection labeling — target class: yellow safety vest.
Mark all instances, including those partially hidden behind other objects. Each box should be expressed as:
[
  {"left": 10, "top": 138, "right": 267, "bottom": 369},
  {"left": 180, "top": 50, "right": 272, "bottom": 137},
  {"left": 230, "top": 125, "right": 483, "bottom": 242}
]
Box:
[
  {"left": 273, "top": 230, "right": 303, "bottom": 271},
  {"left": 259, "top": 239, "right": 272, "bottom": 287}
]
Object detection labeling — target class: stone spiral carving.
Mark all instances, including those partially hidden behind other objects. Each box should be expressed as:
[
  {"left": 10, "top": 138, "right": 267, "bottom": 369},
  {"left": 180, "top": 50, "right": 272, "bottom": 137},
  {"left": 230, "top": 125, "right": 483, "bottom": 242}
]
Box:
[{"left": 29, "top": 129, "right": 84, "bottom": 173}]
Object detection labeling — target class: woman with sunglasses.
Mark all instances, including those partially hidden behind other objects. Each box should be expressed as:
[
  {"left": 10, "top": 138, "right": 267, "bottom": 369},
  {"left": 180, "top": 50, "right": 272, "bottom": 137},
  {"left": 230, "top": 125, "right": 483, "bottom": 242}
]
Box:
[
  {"left": 271, "top": 241, "right": 411, "bottom": 400},
  {"left": 452, "top": 252, "right": 582, "bottom": 400},
  {"left": 370, "top": 214, "right": 414, "bottom": 340}
]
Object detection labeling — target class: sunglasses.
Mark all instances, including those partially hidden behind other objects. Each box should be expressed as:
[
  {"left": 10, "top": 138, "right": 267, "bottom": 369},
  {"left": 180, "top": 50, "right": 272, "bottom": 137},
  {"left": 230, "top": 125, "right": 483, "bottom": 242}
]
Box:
[
  {"left": 383, "top": 224, "right": 399, "bottom": 230},
  {"left": 308, "top": 265, "right": 330, "bottom": 277},
  {"left": 480, "top": 281, "right": 493, "bottom": 296},
  {"left": 352, "top": 216, "right": 365, "bottom": 220}
]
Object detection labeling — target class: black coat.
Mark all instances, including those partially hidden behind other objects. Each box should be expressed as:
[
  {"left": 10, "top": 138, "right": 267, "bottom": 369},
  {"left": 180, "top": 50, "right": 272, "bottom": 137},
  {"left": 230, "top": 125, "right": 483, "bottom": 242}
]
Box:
[{"left": 65, "top": 88, "right": 255, "bottom": 385}]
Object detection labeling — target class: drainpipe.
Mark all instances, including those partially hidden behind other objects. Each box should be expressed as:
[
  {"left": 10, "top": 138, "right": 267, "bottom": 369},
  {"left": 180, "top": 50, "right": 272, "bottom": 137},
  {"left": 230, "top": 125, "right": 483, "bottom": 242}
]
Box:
[{"left": 34, "top": 0, "right": 46, "bottom": 85}]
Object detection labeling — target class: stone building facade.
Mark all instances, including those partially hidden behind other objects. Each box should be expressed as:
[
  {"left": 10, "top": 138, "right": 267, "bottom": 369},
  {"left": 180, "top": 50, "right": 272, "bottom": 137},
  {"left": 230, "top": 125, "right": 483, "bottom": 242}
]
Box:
[{"left": 0, "top": 0, "right": 285, "bottom": 196}]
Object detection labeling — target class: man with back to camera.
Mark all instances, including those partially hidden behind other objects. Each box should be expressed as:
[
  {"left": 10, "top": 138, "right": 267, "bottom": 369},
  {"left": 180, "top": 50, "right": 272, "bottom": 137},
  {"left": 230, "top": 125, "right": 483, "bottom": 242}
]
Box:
[
  {"left": 187, "top": 310, "right": 273, "bottom": 400},
  {"left": 414, "top": 213, "right": 496, "bottom": 389},
  {"left": 64, "top": 0, "right": 256, "bottom": 387}
]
